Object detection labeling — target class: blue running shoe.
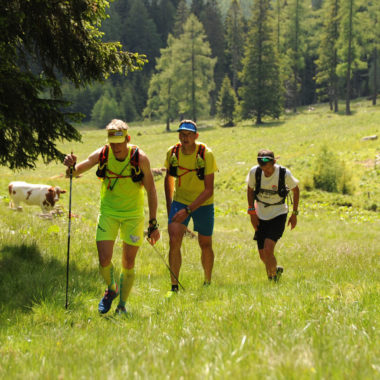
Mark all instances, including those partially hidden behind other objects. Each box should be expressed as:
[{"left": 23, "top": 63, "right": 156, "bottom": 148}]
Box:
[{"left": 98, "top": 285, "right": 118, "bottom": 314}]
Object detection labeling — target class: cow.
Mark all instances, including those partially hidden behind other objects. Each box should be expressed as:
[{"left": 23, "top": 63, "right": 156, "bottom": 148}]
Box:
[
  {"left": 8, "top": 181, "right": 66, "bottom": 213},
  {"left": 151, "top": 167, "right": 166, "bottom": 179}
]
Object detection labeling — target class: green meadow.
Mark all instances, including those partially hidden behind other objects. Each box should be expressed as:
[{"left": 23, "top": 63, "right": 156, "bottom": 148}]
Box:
[{"left": 0, "top": 100, "right": 379, "bottom": 379}]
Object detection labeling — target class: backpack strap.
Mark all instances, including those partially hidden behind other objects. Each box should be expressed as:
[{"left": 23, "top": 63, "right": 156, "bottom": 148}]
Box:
[
  {"left": 254, "top": 166, "right": 262, "bottom": 199},
  {"left": 278, "top": 166, "right": 288, "bottom": 199},
  {"left": 130, "top": 146, "right": 144, "bottom": 182},
  {"left": 173, "top": 143, "right": 181, "bottom": 159},
  {"left": 96, "top": 145, "right": 109, "bottom": 179},
  {"left": 169, "top": 143, "right": 181, "bottom": 177},
  {"left": 197, "top": 144, "right": 206, "bottom": 159},
  {"left": 196, "top": 144, "right": 206, "bottom": 180}
]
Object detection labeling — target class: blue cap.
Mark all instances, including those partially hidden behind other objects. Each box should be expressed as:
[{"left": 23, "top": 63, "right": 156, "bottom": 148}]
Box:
[{"left": 177, "top": 121, "right": 197, "bottom": 133}]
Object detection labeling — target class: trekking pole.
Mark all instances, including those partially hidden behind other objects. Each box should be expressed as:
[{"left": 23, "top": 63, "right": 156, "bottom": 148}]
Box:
[
  {"left": 65, "top": 153, "right": 74, "bottom": 309},
  {"left": 146, "top": 238, "right": 185, "bottom": 291}
]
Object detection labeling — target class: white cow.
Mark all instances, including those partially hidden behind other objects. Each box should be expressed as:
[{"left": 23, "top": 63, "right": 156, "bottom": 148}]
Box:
[{"left": 8, "top": 181, "right": 66, "bottom": 213}]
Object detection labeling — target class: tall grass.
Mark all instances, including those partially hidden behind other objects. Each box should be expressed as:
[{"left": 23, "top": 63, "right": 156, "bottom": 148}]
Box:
[{"left": 0, "top": 100, "right": 379, "bottom": 379}]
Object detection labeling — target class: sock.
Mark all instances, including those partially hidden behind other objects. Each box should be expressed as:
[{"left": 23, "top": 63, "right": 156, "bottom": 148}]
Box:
[
  {"left": 119, "top": 267, "right": 135, "bottom": 307},
  {"left": 171, "top": 284, "right": 179, "bottom": 292},
  {"left": 99, "top": 262, "right": 116, "bottom": 291}
]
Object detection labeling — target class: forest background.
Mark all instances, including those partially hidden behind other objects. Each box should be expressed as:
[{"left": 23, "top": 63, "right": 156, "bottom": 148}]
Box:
[{"left": 62, "top": 0, "right": 380, "bottom": 129}]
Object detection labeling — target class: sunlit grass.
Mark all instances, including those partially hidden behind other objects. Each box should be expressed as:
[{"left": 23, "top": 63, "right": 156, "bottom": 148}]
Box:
[{"left": 0, "top": 100, "right": 379, "bottom": 379}]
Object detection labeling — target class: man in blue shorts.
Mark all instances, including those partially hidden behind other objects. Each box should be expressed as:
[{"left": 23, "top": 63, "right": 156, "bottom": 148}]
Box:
[
  {"left": 247, "top": 149, "right": 300, "bottom": 282},
  {"left": 164, "top": 120, "right": 218, "bottom": 296}
]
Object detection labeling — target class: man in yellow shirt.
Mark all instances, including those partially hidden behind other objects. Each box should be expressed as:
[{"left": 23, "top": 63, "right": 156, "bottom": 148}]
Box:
[
  {"left": 164, "top": 120, "right": 217, "bottom": 296},
  {"left": 64, "top": 119, "right": 160, "bottom": 315}
]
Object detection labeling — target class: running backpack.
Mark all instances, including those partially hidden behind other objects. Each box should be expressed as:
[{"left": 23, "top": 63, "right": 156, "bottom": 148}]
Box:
[
  {"left": 96, "top": 144, "right": 143, "bottom": 183},
  {"left": 169, "top": 143, "right": 206, "bottom": 180},
  {"left": 254, "top": 166, "right": 289, "bottom": 207}
]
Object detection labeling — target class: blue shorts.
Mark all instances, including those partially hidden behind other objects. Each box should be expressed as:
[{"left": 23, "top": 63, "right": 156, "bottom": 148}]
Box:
[{"left": 168, "top": 201, "right": 214, "bottom": 236}]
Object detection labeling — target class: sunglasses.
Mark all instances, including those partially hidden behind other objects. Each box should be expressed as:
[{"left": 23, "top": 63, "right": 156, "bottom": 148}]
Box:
[{"left": 257, "top": 157, "right": 274, "bottom": 164}]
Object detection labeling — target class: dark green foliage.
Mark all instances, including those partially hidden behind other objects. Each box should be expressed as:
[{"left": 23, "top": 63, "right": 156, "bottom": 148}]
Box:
[
  {"left": 316, "top": 0, "right": 340, "bottom": 112},
  {"left": 173, "top": 0, "right": 190, "bottom": 37},
  {"left": 123, "top": 0, "right": 161, "bottom": 71},
  {"left": 240, "top": 0, "right": 282, "bottom": 124},
  {"left": 282, "top": 0, "right": 307, "bottom": 112},
  {"left": 199, "top": 0, "right": 226, "bottom": 114},
  {"left": 149, "top": 0, "right": 177, "bottom": 46},
  {"left": 191, "top": 0, "right": 205, "bottom": 18},
  {"left": 0, "top": 0, "right": 146, "bottom": 169},
  {"left": 217, "top": 76, "right": 238, "bottom": 126},
  {"left": 144, "top": 15, "right": 216, "bottom": 124},
  {"left": 224, "top": 0, "right": 246, "bottom": 94}
]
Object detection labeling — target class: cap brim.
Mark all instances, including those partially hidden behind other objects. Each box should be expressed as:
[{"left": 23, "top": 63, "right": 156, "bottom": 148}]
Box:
[
  {"left": 107, "top": 136, "right": 126, "bottom": 143},
  {"left": 177, "top": 127, "right": 196, "bottom": 132}
]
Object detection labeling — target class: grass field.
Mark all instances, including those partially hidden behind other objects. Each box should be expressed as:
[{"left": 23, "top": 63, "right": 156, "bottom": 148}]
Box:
[{"left": 0, "top": 100, "right": 379, "bottom": 379}]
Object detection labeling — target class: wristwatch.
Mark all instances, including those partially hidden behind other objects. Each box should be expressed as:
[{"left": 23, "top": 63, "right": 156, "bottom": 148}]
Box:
[
  {"left": 292, "top": 210, "right": 299, "bottom": 215},
  {"left": 185, "top": 206, "right": 192, "bottom": 215}
]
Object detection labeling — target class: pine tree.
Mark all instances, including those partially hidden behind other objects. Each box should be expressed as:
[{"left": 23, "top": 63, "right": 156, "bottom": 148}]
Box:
[
  {"left": 191, "top": 0, "right": 205, "bottom": 18},
  {"left": 124, "top": 0, "right": 162, "bottom": 71},
  {"left": 366, "top": 1, "right": 380, "bottom": 105},
  {"left": 337, "top": 0, "right": 364, "bottom": 115},
  {"left": 144, "top": 15, "right": 216, "bottom": 123},
  {"left": 240, "top": 0, "right": 282, "bottom": 124},
  {"left": 144, "top": 36, "right": 179, "bottom": 131},
  {"left": 0, "top": 0, "right": 146, "bottom": 169},
  {"left": 315, "top": 0, "right": 340, "bottom": 112},
  {"left": 173, "top": 0, "right": 190, "bottom": 37},
  {"left": 172, "top": 14, "right": 216, "bottom": 121},
  {"left": 282, "top": 0, "right": 307, "bottom": 112},
  {"left": 199, "top": 0, "right": 226, "bottom": 114},
  {"left": 224, "top": 0, "right": 245, "bottom": 95},
  {"left": 148, "top": 0, "right": 176, "bottom": 46},
  {"left": 217, "top": 76, "right": 238, "bottom": 126}
]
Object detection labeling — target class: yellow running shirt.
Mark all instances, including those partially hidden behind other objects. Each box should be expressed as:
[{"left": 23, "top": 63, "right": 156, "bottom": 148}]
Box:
[
  {"left": 100, "top": 145, "right": 144, "bottom": 218},
  {"left": 164, "top": 142, "right": 217, "bottom": 205}
]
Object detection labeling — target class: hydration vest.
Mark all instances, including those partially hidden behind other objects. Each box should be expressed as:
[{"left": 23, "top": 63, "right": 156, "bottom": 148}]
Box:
[
  {"left": 168, "top": 143, "right": 206, "bottom": 182},
  {"left": 254, "top": 166, "right": 289, "bottom": 207},
  {"left": 96, "top": 145, "right": 144, "bottom": 187}
]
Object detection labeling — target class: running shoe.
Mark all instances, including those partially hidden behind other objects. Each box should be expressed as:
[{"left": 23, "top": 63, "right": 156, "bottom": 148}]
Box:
[
  {"left": 98, "top": 285, "right": 119, "bottom": 314},
  {"left": 274, "top": 266, "right": 284, "bottom": 283}
]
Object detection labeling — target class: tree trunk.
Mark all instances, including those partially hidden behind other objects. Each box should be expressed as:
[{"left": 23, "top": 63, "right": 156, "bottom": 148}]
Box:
[
  {"left": 256, "top": 112, "right": 262, "bottom": 125},
  {"left": 293, "top": 0, "right": 299, "bottom": 113},
  {"left": 373, "top": 47, "right": 378, "bottom": 106},
  {"left": 191, "top": 27, "right": 196, "bottom": 122},
  {"left": 345, "top": 0, "right": 353, "bottom": 116},
  {"left": 333, "top": 0, "right": 339, "bottom": 113},
  {"left": 166, "top": 79, "right": 171, "bottom": 131}
]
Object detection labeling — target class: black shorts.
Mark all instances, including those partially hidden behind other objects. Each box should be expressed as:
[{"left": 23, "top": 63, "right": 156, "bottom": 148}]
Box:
[{"left": 254, "top": 213, "right": 287, "bottom": 250}]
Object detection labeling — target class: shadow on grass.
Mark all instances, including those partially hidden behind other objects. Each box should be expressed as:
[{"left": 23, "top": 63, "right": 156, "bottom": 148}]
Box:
[
  {"left": 244, "top": 120, "right": 286, "bottom": 128},
  {"left": 336, "top": 109, "right": 358, "bottom": 116},
  {"left": 0, "top": 243, "right": 98, "bottom": 313},
  {"left": 164, "top": 124, "right": 217, "bottom": 133}
]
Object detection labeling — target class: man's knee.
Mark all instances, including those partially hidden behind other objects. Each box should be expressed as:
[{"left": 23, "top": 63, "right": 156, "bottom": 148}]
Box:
[
  {"left": 198, "top": 236, "right": 212, "bottom": 251},
  {"left": 169, "top": 223, "right": 185, "bottom": 244}
]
